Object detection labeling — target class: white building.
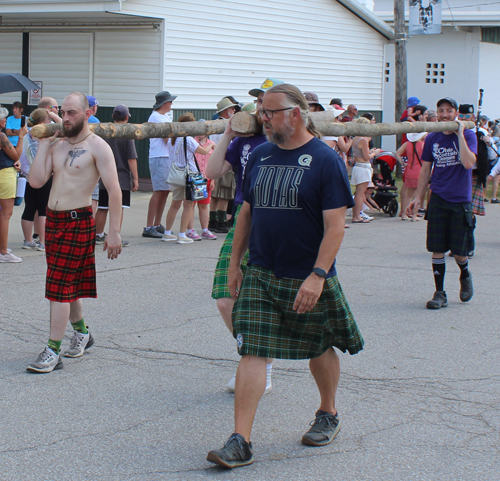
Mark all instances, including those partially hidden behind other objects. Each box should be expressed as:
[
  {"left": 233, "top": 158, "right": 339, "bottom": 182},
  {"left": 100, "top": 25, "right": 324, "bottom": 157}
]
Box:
[
  {"left": 374, "top": 0, "right": 500, "bottom": 150},
  {"left": 0, "top": 0, "right": 393, "bottom": 174},
  {"left": 0, "top": 0, "right": 392, "bottom": 110}
]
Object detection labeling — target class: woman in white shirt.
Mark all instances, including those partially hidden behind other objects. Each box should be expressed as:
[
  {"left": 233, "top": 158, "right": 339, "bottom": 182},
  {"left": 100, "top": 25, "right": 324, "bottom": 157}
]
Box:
[{"left": 161, "top": 113, "right": 215, "bottom": 244}]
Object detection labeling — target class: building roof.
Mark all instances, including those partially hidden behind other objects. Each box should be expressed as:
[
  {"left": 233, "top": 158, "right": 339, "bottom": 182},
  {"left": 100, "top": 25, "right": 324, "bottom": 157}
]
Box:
[
  {"left": 373, "top": 0, "right": 500, "bottom": 27},
  {"left": 336, "top": 0, "right": 394, "bottom": 39}
]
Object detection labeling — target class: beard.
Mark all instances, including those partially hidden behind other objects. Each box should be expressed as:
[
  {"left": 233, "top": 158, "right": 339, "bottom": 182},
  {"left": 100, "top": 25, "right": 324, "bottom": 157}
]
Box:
[
  {"left": 263, "top": 116, "right": 294, "bottom": 144},
  {"left": 62, "top": 117, "right": 85, "bottom": 138}
]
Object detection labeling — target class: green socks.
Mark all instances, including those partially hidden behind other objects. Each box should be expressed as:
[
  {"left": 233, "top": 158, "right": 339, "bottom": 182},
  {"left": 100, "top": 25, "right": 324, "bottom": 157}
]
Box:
[
  {"left": 209, "top": 211, "right": 217, "bottom": 222},
  {"left": 216, "top": 210, "right": 226, "bottom": 223},
  {"left": 47, "top": 319, "right": 87, "bottom": 354},
  {"left": 71, "top": 318, "right": 88, "bottom": 334},
  {"left": 47, "top": 339, "right": 61, "bottom": 354}
]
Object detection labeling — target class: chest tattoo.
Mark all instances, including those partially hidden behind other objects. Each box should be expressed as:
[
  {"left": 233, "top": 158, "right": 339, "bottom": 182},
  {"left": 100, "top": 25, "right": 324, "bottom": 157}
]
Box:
[{"left": 66, "top": 149, "right": 88, "bottom": 167}]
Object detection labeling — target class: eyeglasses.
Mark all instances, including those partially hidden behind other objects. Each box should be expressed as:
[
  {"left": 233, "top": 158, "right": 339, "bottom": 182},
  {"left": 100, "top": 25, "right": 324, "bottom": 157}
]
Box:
[
  {"left": 258, "top": 107, "right": 293, "bottom": 119},
  {"left": 458, "top": 114, "right": 473, "bottom": 120},
  {"left": 50, "top": 106, "right": 59, "bottom": 109}
]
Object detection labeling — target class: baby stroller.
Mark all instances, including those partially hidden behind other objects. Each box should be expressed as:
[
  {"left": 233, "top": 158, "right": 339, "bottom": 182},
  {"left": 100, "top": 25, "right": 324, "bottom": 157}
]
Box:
[{"left": 371, "top": 151, "right": 399, "bottom": 217}]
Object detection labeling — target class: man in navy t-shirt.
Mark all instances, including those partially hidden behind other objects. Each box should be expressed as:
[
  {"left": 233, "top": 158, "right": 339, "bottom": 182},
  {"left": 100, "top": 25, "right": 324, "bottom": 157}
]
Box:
[
  {"left": 407, "top": 97, "right": 477, "bottom": 310},
  {"left": 207, "top": 84, "right": 363, "bottom": 469}
]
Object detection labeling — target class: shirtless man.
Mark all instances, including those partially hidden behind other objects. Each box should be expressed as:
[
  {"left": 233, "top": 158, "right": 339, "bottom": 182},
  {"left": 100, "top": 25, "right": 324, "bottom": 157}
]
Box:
[{"left": 27, "top": 91, "right": 122, "bottom": 373}]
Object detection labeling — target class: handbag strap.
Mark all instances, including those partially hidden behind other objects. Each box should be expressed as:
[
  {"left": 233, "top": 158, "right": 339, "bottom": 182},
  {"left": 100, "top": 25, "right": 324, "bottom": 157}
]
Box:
[
  {"left": 184, "top": 137, "right": 201, "bottom": 173},
  {"left": 412, "top": 142, "right": 422, "bottom": 167}
]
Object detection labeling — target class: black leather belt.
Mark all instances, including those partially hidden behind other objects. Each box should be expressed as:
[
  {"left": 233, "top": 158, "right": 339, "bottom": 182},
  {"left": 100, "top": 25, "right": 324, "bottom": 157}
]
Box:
[{"left": 70, "top": 210, "right": 93, "bottom": 219}]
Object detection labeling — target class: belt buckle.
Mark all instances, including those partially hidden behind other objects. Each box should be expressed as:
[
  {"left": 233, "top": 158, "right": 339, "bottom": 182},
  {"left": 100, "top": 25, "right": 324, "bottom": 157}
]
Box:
[{"left": 70, "top": 211, "right": 78, "bottom": 219}]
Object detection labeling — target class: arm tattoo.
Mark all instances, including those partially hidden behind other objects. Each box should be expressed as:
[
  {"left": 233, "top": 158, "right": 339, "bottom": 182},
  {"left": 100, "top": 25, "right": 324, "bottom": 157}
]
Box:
[
  {"left": 66, "top": 148, "right": 88, "bottom": 167},
  {"left": 0, "top": 133, "right": 11, "bottom": 151}
]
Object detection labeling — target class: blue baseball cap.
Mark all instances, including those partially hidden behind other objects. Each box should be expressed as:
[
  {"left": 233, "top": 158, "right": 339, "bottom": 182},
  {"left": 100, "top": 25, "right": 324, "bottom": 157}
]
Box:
[
  {"left": 248, "top": 78, "right": 285, "bottom": 97},
  {"left": 87, "top": 95, "right": 99, "bottom": 107}
]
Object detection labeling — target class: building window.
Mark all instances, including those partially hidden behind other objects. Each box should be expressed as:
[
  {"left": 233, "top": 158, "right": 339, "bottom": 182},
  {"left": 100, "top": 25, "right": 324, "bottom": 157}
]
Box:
[{"left": 425, "top": 63, "right": 445, "bottom": 84}]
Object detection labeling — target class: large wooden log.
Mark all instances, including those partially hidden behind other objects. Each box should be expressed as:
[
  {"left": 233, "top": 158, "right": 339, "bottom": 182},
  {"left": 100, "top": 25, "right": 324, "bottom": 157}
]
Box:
[
  {"left": 310, "top": 120, "right": 476, "bottom": 137},
  {"left": 30, "top": 118, "right": 229, "bottom": 141},
  {"left": 30, "top": 112, "right": 475, "bottom": 140},
  {"left": 229, "top": 113, "right": 475, "bottom": 137}
]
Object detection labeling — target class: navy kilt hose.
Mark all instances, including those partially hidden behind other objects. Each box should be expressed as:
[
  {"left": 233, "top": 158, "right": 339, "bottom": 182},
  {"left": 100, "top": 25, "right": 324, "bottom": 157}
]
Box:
[
  {"left": 45, "top": 206, "right": 97, "bottom": 302},
  {"left": 426, "top": 192, "right": 474, "bottom": 257},
  {"left": 232, "top": 265, "right": 364, "bottom": 360}
]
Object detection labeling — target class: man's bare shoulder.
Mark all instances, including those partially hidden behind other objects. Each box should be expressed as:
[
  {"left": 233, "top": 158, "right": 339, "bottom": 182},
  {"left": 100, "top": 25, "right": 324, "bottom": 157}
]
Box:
[{"left": 88, "top": 133, "right": 113, "bottom": 155}]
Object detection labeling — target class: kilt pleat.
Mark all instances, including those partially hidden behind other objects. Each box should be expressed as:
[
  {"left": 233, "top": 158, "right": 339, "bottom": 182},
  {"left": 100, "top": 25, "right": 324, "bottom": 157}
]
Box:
[
  {"left": 45, "top": 207, "right": 97, "bottom": 303},
  {"left": 232, "top": 265, "right": 364, "bottom": 360}
]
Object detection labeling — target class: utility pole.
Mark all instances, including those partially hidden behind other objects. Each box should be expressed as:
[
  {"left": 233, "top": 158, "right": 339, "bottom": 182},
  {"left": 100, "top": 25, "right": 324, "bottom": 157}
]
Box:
[{"left": 394, "top": 0, "right": 407, "bottom": 146}]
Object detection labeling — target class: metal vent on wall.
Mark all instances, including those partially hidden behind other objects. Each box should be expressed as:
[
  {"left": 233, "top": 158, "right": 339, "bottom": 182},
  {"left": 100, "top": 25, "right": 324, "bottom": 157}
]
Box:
[{"left": 425, "top": 63, "right": 445, "bottom": 84}]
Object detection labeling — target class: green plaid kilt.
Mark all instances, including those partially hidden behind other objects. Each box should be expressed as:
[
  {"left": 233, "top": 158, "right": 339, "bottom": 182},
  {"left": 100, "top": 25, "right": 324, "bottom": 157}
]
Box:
[
  {"left": 232, "top": 265, "right": 364, "bottom": 360},
  {"left": 212, "top": 204, "right": 249, "bottom": 299},
  {"left": 471, "top": 174, "right": 485, "bottom": 216},
  {"left": 426, "top": 192, "right": 474, "bottom": 257}
]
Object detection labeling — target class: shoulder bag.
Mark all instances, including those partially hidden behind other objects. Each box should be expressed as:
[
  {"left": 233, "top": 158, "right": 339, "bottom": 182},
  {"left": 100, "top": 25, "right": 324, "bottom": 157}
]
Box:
[
  {"left": 184, "top": 138, "right": 208, "bottom": 201},
  {"left": 166, "top": 139, "right": 189, "bottom": 187}
]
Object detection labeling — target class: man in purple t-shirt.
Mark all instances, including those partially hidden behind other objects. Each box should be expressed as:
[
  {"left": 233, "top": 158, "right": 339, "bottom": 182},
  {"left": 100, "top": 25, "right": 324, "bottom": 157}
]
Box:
[
  {"left": 408, "top": 98, "right": 477, "bottom": 310},
  {"left": 206, "top": 78, "right": 284, "bottom": 395}
]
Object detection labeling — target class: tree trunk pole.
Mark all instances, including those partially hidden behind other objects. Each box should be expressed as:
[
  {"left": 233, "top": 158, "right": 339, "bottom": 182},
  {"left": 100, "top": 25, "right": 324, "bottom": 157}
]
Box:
[
  {"left": 394, "top": 0, "right": 408, "bottom": 147},
  {"left": 30, "top": 113, "right": 475, "bottom": 140}
]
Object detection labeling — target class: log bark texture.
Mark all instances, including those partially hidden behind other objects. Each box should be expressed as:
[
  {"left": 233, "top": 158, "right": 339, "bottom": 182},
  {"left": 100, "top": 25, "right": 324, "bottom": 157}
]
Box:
[{"left": 30, "top": 113, "right": 475, "bottom": 140}]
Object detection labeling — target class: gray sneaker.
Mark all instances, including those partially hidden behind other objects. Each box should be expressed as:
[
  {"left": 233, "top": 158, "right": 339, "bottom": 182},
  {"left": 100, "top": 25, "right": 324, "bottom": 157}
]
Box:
[
  {"left": 95, "top": 233, "right": 107, "bottom": 245},
  {"left": 142, "top": 226, "right": 163, "bottom": 238},
  {"left": 155, "top": 224, "right": 166, "bottom": 234},
  {"left": 26, "top": 347, "right": 63, "bottom": 373},
  {"left": 301, "top": 410, "right": 341, "bottom": 446},
  {"left": 459, "top": 275, "right": 473, "bottom": 302},
  {"left": 207, "top": 433, "right": 254, "bottom": 468},
  {"left": 22, "top": 240, "right": 38, "bottom": 250},
  {"left": 426, "top": 291, "right": 448, "bottom": 309},
  {"left": 121, "top": 240, "right": 131, "bottom": 247},
  {"left": 63, "top": 331, "right": 95, "bottom": 358}
]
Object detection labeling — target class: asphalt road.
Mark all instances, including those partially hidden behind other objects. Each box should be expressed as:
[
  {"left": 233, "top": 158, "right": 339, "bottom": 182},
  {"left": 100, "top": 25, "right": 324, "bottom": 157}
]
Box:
[{"left": 1, "top": 192, "right": 499, "bottom": 480}]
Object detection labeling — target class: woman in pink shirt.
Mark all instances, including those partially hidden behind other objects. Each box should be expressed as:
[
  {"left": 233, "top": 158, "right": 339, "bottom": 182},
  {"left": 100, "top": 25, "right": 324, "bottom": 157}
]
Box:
[
  {"left": 185, "top": 130, "right": 217, "bottom": 240},
  {"left": 396, "top": 132, "right": 426, "bottom": 221}
]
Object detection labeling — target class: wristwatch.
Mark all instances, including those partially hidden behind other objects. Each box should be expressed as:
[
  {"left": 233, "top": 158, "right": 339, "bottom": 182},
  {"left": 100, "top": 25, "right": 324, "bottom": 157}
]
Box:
[{"left": 312, "top": 267, "right": 327, "bottom": 279}]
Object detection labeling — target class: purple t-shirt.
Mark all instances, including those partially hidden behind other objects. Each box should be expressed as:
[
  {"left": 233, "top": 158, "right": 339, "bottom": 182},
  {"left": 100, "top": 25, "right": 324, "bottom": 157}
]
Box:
[
  {"left": 422, "top": 129, "right": 477, "bottom": 203},
  {"left": 225, "top": 134, "right": 267, "bottom": 205}
]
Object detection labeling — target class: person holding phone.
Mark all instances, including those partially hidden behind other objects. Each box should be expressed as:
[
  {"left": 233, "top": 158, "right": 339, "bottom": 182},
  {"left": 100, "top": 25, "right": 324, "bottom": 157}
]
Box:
[{"left": 5, "top": 101, "right": 25, "bottom": 147}]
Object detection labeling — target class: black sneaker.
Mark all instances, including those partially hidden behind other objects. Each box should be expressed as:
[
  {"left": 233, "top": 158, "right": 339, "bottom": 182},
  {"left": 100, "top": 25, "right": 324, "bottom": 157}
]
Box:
[
  {"left": 460, "top": 275, "right": 473, "bottom": 302},
  {"left": 206, "top": 433, "right": 254, "bottom": 468},
  {"left": 208, "top": 220, "right": 217, "bottom": 230},
  {"left": 426, "top": 291, "right": 448, "bottom": 309},
  {"left": 155, "top": 224, "right": 166, "bottom": 234},
  {"left": 214, "top": 221, "right": 230, "bottom": 233},
  {"left": 490, "top": 198, "right": 500, "bottom": 204},
  {"left": 301, "top": 410, "right": 341, "bottom": 446}
]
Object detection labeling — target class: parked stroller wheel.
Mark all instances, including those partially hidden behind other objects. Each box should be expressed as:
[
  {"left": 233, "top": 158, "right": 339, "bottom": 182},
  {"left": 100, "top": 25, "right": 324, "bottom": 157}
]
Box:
[{"left": 388, "top": 199, "right": 399, "bottom": 217}]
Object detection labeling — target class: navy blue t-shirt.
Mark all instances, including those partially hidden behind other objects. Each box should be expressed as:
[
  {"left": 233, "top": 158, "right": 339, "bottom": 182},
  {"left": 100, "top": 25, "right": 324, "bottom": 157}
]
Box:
[{"left": 243, "top": 137, "right": 354, "bottom": 279}]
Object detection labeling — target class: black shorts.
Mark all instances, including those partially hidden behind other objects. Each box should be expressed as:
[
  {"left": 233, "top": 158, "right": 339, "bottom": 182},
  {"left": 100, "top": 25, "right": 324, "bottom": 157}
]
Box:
[
  {"left": 97, "top": 189, "right": 130, "bottom": 209},
  {"left": 426, "top": 193, "right": 474, "bottom": 257},
  {"left": 21, "top": 177, "right": 53, "bottom": 221}
]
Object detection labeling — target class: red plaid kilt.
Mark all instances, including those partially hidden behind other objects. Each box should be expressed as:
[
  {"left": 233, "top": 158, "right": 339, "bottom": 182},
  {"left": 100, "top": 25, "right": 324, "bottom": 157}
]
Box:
[{"left": 45, "top": 206, "right": 97, "bottom": 302}]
